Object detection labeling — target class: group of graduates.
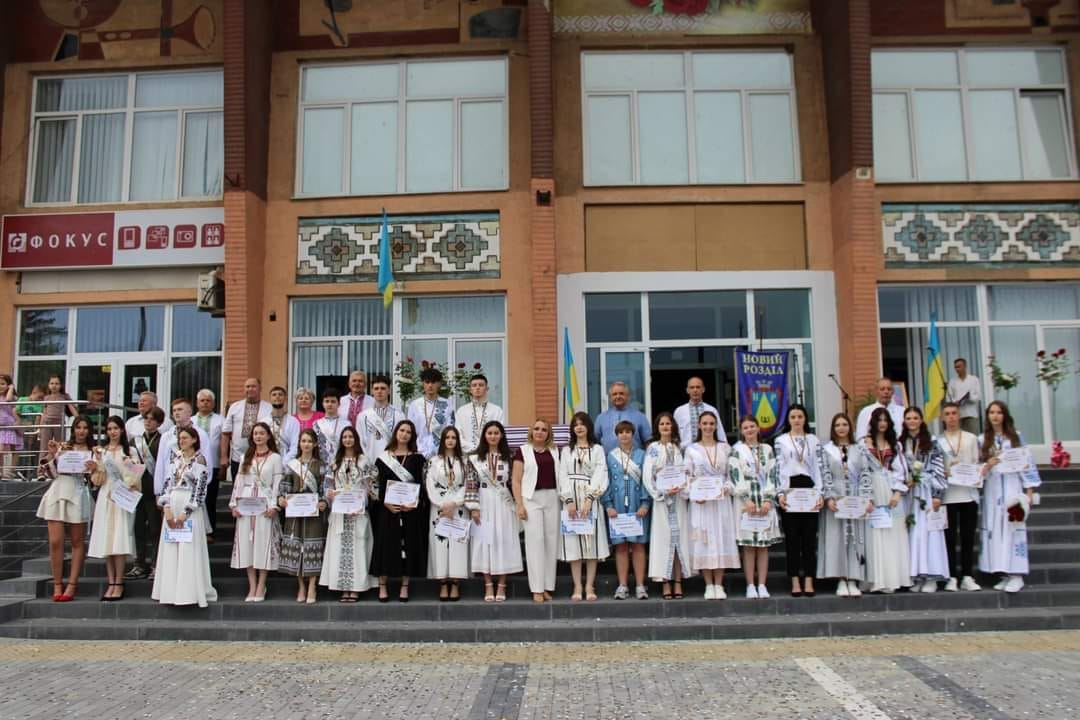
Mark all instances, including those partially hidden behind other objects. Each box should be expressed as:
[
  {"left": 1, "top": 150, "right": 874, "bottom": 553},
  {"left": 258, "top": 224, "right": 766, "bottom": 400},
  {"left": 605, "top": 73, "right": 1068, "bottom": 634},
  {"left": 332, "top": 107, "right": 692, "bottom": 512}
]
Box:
[{"left": 32, "top": 370, "right": 1042, "bottom": 606}]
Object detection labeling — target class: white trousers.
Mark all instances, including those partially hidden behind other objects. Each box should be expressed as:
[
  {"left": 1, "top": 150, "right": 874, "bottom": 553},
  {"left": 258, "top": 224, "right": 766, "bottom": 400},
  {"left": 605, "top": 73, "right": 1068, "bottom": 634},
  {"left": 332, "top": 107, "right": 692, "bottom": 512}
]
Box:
[{"left": 523, "top": 489, "right": 560, "bottom": 594}]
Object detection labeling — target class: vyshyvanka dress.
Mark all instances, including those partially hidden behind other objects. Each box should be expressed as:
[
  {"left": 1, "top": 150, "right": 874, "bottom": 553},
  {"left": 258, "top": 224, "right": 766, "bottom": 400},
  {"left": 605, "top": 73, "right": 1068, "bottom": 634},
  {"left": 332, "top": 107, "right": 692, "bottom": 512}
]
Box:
[
  {"left": 729, "top": 442, "right": 783, "bottom": 548},
  {"left": 230, "top": 453, "right": 283, "bottom": 571},
  {"left": 851, "top": 443, "right": 910, "bottom": 592},
  {"left": 979, "top": 434, "right": 1041, "bottom": 576},
  {"left": 684, "top": 442, "right": 740, "bottom": 570},
  {"left": 319, "top": 456, "right": 377, "bottom": 592},
  {"left": 278, "top": 457, "right": 329, "bottom": 578},
  {"left": 643, "top": 442, "right": 692, "bottom": 581},
  {"left": 152, "top": 453, "right": 217, "bottom": 607},
  {"left": 464, "top": 453, "right": 523, "bottom": 576},
  {"left": 816, "top": 442, "right": 869, "bottom": 581},
  {"left": 426, "top": 455, "right": 470, "bottom": 580},
  {"left": 557, "top": 444, "right": 610, "bottom": 562},
  {"left": 601, "top": 447, "right": 650, "bottom": 545},
  {"left": 904, "top": 439, "right": 949, "bottom": 582}
]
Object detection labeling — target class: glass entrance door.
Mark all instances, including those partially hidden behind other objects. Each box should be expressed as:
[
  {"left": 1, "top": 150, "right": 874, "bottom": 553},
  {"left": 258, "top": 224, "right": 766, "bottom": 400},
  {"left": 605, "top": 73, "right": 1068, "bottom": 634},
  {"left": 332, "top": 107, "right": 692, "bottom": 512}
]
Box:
[
  {"left": 122, "top": 363, "right": 159, "bottom": 420},
  {"left": 76, "top": 363, "right": 112, "bottom": 434},
  {"left": 650, "top": 346, "right": 738, "bottom": 441},
  {"left": 73, "top": 358, "right": 162, "bottom": 430}
]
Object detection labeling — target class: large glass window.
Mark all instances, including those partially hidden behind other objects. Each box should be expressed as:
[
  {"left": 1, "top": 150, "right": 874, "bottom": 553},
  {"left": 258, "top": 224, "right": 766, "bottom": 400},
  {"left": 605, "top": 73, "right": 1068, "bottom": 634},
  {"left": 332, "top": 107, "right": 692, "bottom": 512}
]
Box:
[
  {"left": 290, "top": 295, "right": 507, "bottom": 409},
  {"left": 582, "top": 50, "right": 800, "bottom": 185},
  {"left": 298, "top": 58, "right": 508, "bottom": 196},
  {"left": 30, "top": 70, "right": 223, "bottom": 204},
  {"left": 872, "top": 49, "right": 1076, "bottom": 182},
  {"left": 649, "top": 291, "right": 746, "bottom": 340}
]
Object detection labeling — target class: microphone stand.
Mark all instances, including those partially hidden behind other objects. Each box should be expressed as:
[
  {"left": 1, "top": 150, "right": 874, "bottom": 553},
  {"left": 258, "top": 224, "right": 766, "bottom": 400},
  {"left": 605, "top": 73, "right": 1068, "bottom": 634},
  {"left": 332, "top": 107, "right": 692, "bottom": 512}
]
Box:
[{"left": 829, "top": 373, "right": 852, "bottom": 418}]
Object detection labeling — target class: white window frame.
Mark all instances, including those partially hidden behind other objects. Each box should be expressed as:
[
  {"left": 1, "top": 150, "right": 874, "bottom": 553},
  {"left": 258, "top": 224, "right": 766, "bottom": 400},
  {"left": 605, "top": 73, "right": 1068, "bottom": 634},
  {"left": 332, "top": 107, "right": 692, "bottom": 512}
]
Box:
[
  {"left": 288, "top": 294, "right": 509, "bottom": 412},
  {"left": 871, "top": 47, "right": 1078, "bottom": 182},
  {"left": 580, "top": 49, "right": 802, "bottom": 186},
  {"left": 294, "top": 57, "right": 510, "bottom": 198},
  {"left": 25, "top": 69, "right": 225, "bottom": 207}
]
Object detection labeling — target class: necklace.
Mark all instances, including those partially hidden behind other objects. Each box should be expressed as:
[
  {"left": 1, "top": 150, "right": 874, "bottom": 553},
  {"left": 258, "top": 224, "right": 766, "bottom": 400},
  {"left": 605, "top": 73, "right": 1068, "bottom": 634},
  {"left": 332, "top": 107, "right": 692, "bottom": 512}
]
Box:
[
  {"left": 575, "top": 445, "right": 590, "bottom": 472},
  {"left": 423, "top": 397, "right": 438, "bottom": 432},
  {"left": 472, "top": 401, "right": 487, "bottom": 440},
  {"left": 702, "top": 442, "right": 720, "bottom": 470},
  {"left": 943, "top": 430, "right": 962, "bottom": 457},
  {"left": 619, "top": 447, "right": 632, "bottom": 476},
  {"left": 791, "top": 433, "right": 807, "bottom": 464},
  {"left": 487, "top": 453, "right": 499, "bottom": 484}
]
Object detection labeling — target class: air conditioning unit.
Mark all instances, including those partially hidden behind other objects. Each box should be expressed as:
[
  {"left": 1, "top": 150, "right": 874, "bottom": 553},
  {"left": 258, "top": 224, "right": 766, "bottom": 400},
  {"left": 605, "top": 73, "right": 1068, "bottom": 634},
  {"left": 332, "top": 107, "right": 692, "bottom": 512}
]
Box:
[{"left": 197, "top": 270, "right": 225, "bottom": 317}]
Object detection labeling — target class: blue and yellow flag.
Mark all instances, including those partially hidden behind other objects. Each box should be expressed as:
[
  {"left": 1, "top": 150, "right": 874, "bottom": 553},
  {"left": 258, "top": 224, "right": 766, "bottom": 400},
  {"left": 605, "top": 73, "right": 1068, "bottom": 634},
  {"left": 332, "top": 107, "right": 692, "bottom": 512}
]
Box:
[
  {"left": 377, "top": 210, "right": 394, "bottom": 309},
  {"left": 924, "top": 311, "right": 946, "bottom": 420},
  {"left": 563, "top": 327, "right": 582, "bottom": 420}
]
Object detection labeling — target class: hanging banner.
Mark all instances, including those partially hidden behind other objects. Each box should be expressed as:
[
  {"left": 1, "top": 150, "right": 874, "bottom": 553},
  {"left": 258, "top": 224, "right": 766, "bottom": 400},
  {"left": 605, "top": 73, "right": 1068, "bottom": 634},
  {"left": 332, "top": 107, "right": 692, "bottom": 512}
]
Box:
[{"left": 734, "top": 348, "right": 791, "bottom": 440}]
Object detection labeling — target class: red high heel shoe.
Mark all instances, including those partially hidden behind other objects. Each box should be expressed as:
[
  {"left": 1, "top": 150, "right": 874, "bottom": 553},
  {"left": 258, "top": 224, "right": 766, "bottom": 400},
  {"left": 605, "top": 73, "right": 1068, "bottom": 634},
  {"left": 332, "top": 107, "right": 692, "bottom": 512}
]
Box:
[
  {"left": 51, "top": 582, "right": 64, "bottom": 602},
  {"left": 57, "top": 582, "right": 78, "bottom": 602}
]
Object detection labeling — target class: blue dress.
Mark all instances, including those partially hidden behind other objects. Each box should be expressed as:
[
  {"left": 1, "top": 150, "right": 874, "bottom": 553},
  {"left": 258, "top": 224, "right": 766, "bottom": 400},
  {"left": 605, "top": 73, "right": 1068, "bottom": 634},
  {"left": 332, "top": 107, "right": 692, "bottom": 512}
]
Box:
[{"left": 601, "top": 447, "right": 651, "bottom": 545}]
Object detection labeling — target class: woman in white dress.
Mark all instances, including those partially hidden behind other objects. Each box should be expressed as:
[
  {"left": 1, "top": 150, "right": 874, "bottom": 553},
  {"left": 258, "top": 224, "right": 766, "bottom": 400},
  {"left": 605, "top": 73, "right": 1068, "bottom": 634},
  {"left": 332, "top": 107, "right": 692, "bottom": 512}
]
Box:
[
  {"left": 853, "top": 407, "right": 910, "bottom": 593},
  {"left": 644, "top": 412, "right": 692, "bottom": 600},
  {"left": 427, "top": 426, "right": 470, "bottom": 600},
  {"left": 465, "top": 421, "right": 522, "bottom": 602},
  {"left": 229, "top": 422, "right": 283, "bottom": 602},
  {"left": 37, "top": 415, "right": 95, "bottom": 602},
  {"left": 684, "top": 411, "right": 738, "bottom": 600},
  {"left": 899, "top": 407, "right": 948, "bottom": 592},
  {"left": 558, "top": 412, "right": 610, "bottom": 602},
  {"left": 320, "top": 426, "right": 377, "bottom": 601},
  {"left": 87, "top": 416, "right": 141, "bottom": 601},
  {"left": 978, "top": 400, "right": 1041, "bottom": 593},
  {"left": 153, "top": 427, "right": 217, "bottom": 607},
  {"left": 816, "top": 413, "right": 871, "bottom": 597},
  {"left": 729, "top": 414, "right": 782, "bottom": 599},
  {"left": 774, "top": 404, "right": 824, "bottom": 597}
]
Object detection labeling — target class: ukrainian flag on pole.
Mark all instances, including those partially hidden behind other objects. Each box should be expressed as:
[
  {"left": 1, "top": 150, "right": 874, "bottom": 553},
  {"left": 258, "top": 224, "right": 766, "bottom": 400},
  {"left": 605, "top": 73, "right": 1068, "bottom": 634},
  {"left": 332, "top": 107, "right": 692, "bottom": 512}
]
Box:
[
  {"left": 377, "top": 209, "right": 394, "bottom": 309},
  {"left": 563, "top": 327, "right": 582, "bottom": 420},
  {"left": 924, "top": 310, "right": 946, "bottom": 420}
]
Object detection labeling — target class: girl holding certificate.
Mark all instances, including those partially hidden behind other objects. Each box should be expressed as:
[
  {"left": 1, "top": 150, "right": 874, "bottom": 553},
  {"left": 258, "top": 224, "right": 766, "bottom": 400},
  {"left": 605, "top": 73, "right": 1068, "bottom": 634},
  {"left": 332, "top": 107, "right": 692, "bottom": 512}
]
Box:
[
  {"left": 601, "top": 421, "right": 650, "bottom": 600},
  {"left": 730, "top": 415, "right": 782, "bottom": 599},
  {"left": 684, "top": 411, "right": 738, "bottom": 600},
  {"left": 426, "top": 426, "right": 469, "bottom": 601},
  {"left": 465, "top": 421, "right": 522, "bottom": 602},
  {"left": 87, "top": 416, "right": 141, "bottom": 601},
  {"left": 372, "top": 420, "right": 428, "bottom": 602},
  {"left": 643, "top": 412, "right": 691, "bottom": 600},
  {"left": 320, "top": 426, "right": 376, "bottom": 602},
  {"left": 558, "top": 412, "right": 610, "bottom": 602},
  {"left": 900, "top": 407, "right": 948, "bottom": 592},
  {"left": 853, "top": 408, "right": 910, "bottom": 593},
  {"left": 278, "top": 429, "right": 329, "bottom": 603},
  {"left": 37, "top": 415, "right": 96, "bottom": 602},
  {"left": 229, "top": 422, "right": 283, "bottom": 602},
  {"left": 979, "top": 401, "right": 1041, "bottom": 593},
  {"left": 937, "top": 402, "right": 982, "bottom": 592},
  {"left": 774, "top": 404, "right": 823, "bottom": 597},
  {"left": 153, "top": 427, "right": 217, "bottom": 607},
  {"left": 817, "top": 414, "right": 870, "bottom": 597}
]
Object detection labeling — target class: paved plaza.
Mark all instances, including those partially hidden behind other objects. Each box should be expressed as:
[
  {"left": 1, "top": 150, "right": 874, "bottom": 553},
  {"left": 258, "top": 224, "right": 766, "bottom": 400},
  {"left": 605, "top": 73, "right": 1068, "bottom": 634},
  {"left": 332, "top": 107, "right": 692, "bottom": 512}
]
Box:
[{"left": 0, "top": 631, "right": 1077, "bottom": 719}]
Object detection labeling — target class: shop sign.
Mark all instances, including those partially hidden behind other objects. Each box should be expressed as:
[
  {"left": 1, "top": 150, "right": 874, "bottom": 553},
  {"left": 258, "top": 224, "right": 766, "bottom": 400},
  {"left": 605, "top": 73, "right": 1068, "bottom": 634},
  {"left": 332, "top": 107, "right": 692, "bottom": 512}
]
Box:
[{"left": 1, "top": 207, "right": 224, "bottom": 270}]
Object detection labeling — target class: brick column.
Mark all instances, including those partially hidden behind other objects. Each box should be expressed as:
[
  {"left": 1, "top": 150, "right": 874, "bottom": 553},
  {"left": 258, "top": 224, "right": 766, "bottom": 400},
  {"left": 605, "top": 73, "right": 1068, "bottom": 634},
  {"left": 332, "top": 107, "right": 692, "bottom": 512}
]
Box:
[{"left": 529, "top": 0, "right": 558, "bottom": 420}]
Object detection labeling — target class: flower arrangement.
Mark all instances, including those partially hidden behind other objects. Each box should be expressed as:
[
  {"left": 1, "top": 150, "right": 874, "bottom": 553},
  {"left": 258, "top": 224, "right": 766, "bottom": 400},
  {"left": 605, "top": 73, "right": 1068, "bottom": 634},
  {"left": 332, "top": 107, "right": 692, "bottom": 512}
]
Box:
[
  {"left": 987, "top": 355, "right": 1020, "bottom": 393},
  {"left": 1035, "top": 348, "right": 1071, "bottom": 391},
  {"left": 630, "top": 0, "right": 744, "bottom": 15},
  {"left": 451, "top": 361, "right": 486, "bottom": 403}
]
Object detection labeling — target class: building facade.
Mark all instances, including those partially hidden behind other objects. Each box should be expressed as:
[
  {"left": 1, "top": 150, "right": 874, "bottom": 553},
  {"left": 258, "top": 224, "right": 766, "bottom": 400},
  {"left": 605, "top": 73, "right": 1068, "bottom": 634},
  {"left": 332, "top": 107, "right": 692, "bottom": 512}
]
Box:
[{"left": 0, "top": 0, "right": 1077, "bottom": 459}]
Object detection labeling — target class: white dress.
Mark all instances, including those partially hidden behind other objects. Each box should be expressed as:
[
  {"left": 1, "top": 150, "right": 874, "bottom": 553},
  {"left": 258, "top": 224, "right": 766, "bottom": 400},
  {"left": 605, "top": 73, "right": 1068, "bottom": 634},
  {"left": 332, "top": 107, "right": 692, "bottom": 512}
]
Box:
[
  {"left": 816, "top": 442, "right": 868, "bottom": 580},
  {"left": 643, "top": 442, "right": 693, "bottom": 581},
  {"left": 426, "top": 455, "right": 470, "bottom": 580},
  {"left": 905, "top": 439, "right": 950, "bottom": 581},
  {"left": 684, "top": 442, "right": 740, "bottom": 570},
  {"left": 465, "top": 454, "right": 523, "bottom": 576},
  {"left": 36, "top": 445, "right": 94, "bottom": 525},
  {"left": 979, "top": 434, "right": 1041, "bottom": 576},
  {"left": 229, "top": 453, "right": 283, "bottom": 571},
  {"left": 852, "top": 443, "right": 910, "bottom": 592},
  {"left": 557, "top": 444, "right": 611, "bottom": 562},
  {"left": 87, "top": 446, "right": 141, "bottom": 558},
  {"left": 320, "top": 457, "right": 378, "bottom": 591},
  {"left": 152, "top": 453, "right": 217, "bottom": 607}
]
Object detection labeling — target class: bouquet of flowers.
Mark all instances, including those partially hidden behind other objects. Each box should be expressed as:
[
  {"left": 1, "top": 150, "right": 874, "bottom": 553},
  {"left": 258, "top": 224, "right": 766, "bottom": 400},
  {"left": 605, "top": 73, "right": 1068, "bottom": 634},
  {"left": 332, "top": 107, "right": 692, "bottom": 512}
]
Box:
[
  {"left": 451, "top": 362, "right": 486, "bottom": 403},
  {"left": 1007, "top": 494, "right": 1031, "bottom": 524},
  {"left": 1035, "top": 348, "right": 1071, "bottom": 391},
  {"left": 987, "top": 355, "right": 1020, "bottom": 392}
]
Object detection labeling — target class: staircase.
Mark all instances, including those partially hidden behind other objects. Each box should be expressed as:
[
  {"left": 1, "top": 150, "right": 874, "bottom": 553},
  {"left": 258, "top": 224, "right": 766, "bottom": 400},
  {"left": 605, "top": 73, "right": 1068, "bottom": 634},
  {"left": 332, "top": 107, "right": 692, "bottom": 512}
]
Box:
[{"left": 0, "top": 470, "right": 1078, "bottom": 642}]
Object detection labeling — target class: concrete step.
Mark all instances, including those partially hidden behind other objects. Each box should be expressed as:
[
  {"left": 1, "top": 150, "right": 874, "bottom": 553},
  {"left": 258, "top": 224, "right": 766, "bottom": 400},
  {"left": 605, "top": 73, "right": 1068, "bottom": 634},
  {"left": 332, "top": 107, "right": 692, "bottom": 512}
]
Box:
[{"left": 1, "top": 605, "right": 1077, "bottom": 643}]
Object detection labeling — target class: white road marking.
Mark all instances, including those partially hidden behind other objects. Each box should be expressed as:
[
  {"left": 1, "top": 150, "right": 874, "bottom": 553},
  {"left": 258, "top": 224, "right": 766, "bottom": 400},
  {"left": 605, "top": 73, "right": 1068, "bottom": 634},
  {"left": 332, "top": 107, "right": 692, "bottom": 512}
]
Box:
[{"left": 795, "top": 656, "right": 894, "bottom": 720}]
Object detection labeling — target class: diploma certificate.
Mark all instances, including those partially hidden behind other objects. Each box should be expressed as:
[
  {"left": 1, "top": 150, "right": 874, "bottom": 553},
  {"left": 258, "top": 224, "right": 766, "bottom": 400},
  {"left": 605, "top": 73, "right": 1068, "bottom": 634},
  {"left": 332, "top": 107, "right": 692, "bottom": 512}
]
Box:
[
  {"left": 689, "top": 478, "right": 722, "bottom": 502},
  {"left": 285, "top": 493, "right": 320, "bottom": 518},
  {"left": 926, "top": 507, "right": 949, "bottom": 532},
  {"left": 560, "top": 509, "right": 593, "bottom": 535},
  {"left": 997, "top": 448, "right": 1031, "bottom": 475},
  {"left": 56, "top": 451, "right": 91, "bottom": 475},
  {"left": 385, "top": 480, "right": 421, "bottom": 507},
  {"left": 785, "top": 488, "right": 821, "bottom": 513},
  {"left": 332, "top": 490, "right": 365, "bottom": 514},
  {"left": 740, "top": 512, "right": 771, "bottom": 532},
  {"left": 948, "top": 463, "right": 983, "bottom": 488},
  {"left": 834, "top": 496, "right": 868, "bottom": 520},
  {"left": 655, "top": 465, "right": 686, "bottom": 491},
  {"left": 235, "top": 496, "right": 268, "bottom": 517},
  {"left": 609, "top": 513, "right": 644, "bottom": 537},
  {"left": 163, "top": 518, "right": 193, "bottom": 544},
  {"left": 434, "top": 516, "right": 470, "bottom": 541},
  {"left": 869, "top": 507, "right": 894, "bottom": 529},
  {"left": 109, "top": 482, "right": 142, "bottom": 514}
]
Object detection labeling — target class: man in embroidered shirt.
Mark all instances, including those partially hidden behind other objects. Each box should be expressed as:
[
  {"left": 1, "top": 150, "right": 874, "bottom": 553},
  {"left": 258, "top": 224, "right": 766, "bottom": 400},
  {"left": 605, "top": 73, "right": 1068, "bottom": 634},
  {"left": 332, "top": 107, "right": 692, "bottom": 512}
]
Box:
[
  {"left": 406, "top": 367, "right": 455, "bottom": 459},
  {"left": 456, "top": 374, "right": 504, "bottom": 455},
  {"left": 673, "top": 376, "right": 723, "bottom": 449},
  {"left": 947, "top": 358, "right": 982, "bottom": 435},
  {"left": 855, "top": 376, "right": 907, "bottom": 440},
  {"left": 340, "top": 371, "right": 375, "bottom": 431},
  {"left": 358, "top": 374, "right": 404, "bottom": 461}
]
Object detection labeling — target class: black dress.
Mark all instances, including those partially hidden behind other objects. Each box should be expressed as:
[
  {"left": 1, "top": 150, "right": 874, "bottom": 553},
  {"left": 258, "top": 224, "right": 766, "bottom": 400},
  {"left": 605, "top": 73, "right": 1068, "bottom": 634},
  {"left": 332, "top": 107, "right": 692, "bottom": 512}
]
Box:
[{"left": 370, "top": 453, "right": 429, "bottom": 578}]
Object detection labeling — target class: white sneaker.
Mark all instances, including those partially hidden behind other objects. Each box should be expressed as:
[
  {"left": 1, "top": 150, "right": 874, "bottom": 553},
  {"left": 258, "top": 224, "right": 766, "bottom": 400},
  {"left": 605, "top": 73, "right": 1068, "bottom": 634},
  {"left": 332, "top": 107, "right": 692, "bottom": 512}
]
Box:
[
  {"left": 960, "top": 576, "right": 981, "bottom": 592},
  {"left": 944, "top": 577, "right": 959, "bottom": 592},
  {"left": 994, "top": 577, "right": 1008, "bottom": 591},
  {"left": 920, "top": 579, "right": 938, "bottom": 593},
  {"left": 613, "top": 585, "right": 629, "bottom": 600},
  {"left": 847, "top": 582, "right": 862, "bottom": 597},
  {"left": 910, "top": 579, "right": 924, "bottom": 593},
  {"left": 704, "top": 584, "right": 715, "bottom": 600},
  {"left": 635, "top": 585, "right": 649, "bottom": 600},
  {"left": 1004, "top": 575, "right": 1025, "bottom": 593},
  {"left": 756, "top": 584, "right": 770, "bottom": 599},
  {"left": 746, "top": 585, "right": 759, "bottom": 599},
  {"left": 713, "top": 585, "right": 726, "bottom": 600},
  {"left": 836, "top": 579, "right": 850, "bottom": 597}
]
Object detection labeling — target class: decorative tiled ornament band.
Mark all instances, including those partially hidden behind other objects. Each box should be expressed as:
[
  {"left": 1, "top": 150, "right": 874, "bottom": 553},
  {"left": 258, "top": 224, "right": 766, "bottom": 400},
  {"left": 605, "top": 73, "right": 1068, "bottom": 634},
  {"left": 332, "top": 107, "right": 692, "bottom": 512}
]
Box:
[
  {"left": 882, "top": 204, "right": 1080, "bottom": 266},
  {"left": 297, "top": 213, "right": 500, "bottom": 284}
]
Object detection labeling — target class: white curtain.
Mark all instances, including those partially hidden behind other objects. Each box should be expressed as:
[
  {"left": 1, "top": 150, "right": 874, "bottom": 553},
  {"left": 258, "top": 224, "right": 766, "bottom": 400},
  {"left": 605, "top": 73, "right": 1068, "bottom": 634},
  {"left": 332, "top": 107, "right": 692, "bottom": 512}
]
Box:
[
  {"left": 130, "top": 111, "right": 177, "bottom": 201},
  {"left": 293, "top": 344, "right": 342, "bottom": 396},
  {"left": 33, "top": 119, "right": 75, "bottom": 202},
  {"left": 183, "top": 111, "right": 223, "bottom": 197},
  {"left": 78, "top": 113, "right": 124, "bottom": 203}
]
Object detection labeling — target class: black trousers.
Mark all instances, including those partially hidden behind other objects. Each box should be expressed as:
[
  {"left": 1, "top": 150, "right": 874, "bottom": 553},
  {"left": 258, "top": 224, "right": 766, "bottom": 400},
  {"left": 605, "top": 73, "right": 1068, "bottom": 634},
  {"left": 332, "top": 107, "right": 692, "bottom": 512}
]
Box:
[
  {"left": 133, "top": 471, "right": 161, "bottom": 567},
  {"left": 945, "top": 501, "right": 978, "bottom": 578},
  {"left": 781, "top": 474, "right": 819, "bottom": 579}
]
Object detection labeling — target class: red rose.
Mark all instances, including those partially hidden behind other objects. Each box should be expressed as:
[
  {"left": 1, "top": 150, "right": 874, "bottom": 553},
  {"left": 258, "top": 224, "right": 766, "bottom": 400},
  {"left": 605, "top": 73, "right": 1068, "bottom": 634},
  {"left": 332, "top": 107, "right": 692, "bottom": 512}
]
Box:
[
  {"left": 664, "top": 0, "right": 709, "bottom": 14},
  {"left": 421, "top": 360, "right": 429, "bottom": 368},
  {"left": 474, "top": 362, "right": 482, "bottom": 369},
  {"left": 1037, "top": 350, "right": 1046, "bottom": 357},
  {"left": 629, "top": 0, "right": 652, "bottom": 6},
  {"left": 458, "top": 362, "right": 466, "bottom": 369},
  {"left": 1007, "top": 504, "right": 1026, "bottom": 523},
  {"left": 1058, "top": 348, "right": 1067, "bottom": 356}
]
